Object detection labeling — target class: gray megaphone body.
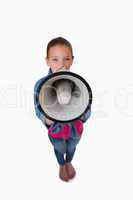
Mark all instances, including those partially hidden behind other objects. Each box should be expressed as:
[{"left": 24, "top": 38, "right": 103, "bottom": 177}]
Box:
[
  {"left": 54, "top": 67, "right": 74, "bottom": 105},
  {"left": 56, "top": 79, "right": 72, "bottom": 105}
]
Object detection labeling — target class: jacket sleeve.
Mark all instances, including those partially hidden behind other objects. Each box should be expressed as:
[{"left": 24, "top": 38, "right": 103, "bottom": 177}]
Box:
[
  {"left": 34, "top": 78, "right": 45, "bottom": 124},
  {"left": 80, "top": 108, "right": 91, "bottom": 123}
]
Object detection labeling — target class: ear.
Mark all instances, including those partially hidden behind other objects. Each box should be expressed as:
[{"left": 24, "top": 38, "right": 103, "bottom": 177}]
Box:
[
  {"left": 45, "top": 57, "right": 50, "bottom": 66},
  {"left": 71, "top": 56, "right": 74, "bottom": 64},
  {"left": 71, "top": 56, "right": 74, "bottom": 65}
]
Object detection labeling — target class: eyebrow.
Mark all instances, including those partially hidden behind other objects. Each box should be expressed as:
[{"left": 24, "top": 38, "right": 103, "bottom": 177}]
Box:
[{"left": 50, "top": 56, "right": 71, "bottom": 58}]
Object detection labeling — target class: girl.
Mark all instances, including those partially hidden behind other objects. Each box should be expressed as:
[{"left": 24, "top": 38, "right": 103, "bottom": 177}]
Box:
[{"left": 34, "top": 37, "right": 91, "bottom": 182}]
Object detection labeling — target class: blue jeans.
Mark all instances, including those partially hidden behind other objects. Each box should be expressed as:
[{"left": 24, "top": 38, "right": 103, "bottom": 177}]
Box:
[
  {"left": 48, "top": 135, "right": 81, "bottom": 165},
  {"left": 54, "top": 147, "right": 76, "bottom": 165}
]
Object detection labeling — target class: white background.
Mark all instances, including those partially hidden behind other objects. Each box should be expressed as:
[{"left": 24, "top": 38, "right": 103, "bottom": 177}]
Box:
[{"left": 0, "top": 0, "right": 133, "bottom": 199}]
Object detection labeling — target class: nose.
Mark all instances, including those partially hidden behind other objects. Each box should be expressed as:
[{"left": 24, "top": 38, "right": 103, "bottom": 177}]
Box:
[
  {"left": 56, "top": 59, "right": 70, "bottom": 72},
  {"left": 59, "top": 59, "right": 65, "bottom": 66}
]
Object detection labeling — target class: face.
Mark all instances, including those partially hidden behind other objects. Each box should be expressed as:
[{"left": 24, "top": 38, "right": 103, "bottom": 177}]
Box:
[{"left": 45, "top": 45, "right": 73, "bottom": 73}]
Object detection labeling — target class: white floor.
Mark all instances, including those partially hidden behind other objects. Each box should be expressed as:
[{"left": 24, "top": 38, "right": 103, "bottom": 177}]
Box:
[
  {"left": 0, "top": 0, "right": 133, "bottom": 199},
  {"left": 0, "top": 107, "right": 133, "bottom": 200}
]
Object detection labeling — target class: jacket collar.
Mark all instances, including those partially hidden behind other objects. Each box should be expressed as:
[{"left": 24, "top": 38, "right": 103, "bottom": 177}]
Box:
[{"left": 48, "top": 68, "right": 53, "bottom": 75}]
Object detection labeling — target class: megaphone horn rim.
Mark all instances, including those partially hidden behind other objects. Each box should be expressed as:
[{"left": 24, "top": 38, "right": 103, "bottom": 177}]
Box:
[
  {"left": 38, "top": 71, "right": 92, "bottom": 102},
  {"left": 37, "top": 71, "right": 93, "bottom": 122}
]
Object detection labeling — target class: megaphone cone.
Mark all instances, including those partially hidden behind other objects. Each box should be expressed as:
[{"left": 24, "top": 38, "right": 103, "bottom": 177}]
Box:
[{"left": 38, "top": 71, "right": 92, "bottom": 122}]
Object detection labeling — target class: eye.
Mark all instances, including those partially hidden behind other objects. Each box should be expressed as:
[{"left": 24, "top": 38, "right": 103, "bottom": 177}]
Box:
[
  {"left": 65, "top": 58, "right": 70, "bottom": 61},
  {"left": 52, "top": 58, "right": 58, "bottom": 61}
]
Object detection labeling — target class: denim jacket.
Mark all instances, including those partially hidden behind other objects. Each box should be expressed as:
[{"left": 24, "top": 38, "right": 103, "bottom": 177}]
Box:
[{"left": 34, "top": 69, "right": 91, "bottom": 139}]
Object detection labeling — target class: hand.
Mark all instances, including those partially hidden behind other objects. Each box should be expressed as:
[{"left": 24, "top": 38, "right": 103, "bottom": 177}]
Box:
[{"left": 45, "top": 117, "right": 54, "bottom": 125}]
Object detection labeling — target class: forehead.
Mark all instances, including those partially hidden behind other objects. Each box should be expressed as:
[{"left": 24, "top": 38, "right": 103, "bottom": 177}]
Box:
[{"left": 48, "top": 45, "right": 72, "bottom": 57}]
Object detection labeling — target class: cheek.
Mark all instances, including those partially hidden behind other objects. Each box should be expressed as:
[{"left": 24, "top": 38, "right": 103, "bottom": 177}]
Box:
[
  {"left": 49, "top": 61, "right": 58, "bottom": 67},
  {"left": 67, "top": 61, "right": 72, "bottom": 67},
  {"left": 50, "top": 65, "right": 59, "bottom": 72},
  {"left": 53, "top": 64, "right": 60, "bottom": 69}
]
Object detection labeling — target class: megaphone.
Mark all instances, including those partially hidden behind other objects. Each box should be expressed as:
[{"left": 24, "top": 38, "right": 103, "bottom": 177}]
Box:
[{"left": 37, "top": 70, "right": 92, "bottom": 122}]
